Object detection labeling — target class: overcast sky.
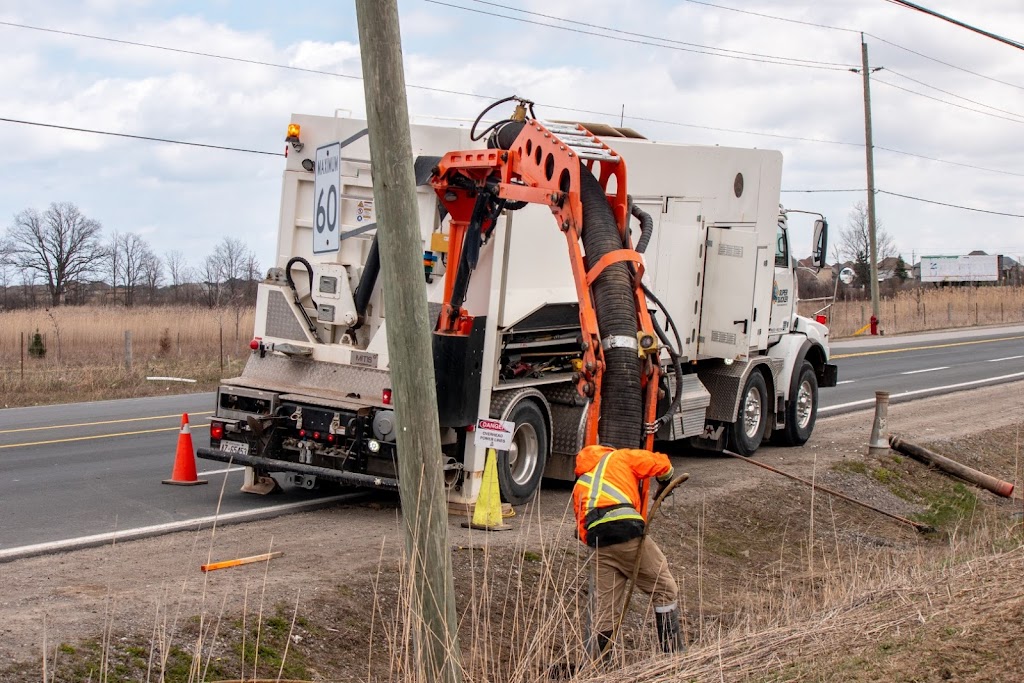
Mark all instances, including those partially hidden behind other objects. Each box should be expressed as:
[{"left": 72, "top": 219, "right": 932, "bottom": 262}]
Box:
[{"left": 2, "top": 0, "right": 1023, "bottom": 272}]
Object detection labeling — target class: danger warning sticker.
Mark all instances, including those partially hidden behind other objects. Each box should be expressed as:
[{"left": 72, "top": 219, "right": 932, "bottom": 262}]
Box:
[{"left": 474, "top": 418, "right": 515, "bottom": 450}]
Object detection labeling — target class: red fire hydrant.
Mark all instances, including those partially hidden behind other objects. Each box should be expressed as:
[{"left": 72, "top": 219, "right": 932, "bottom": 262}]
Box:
[{"left": 870, "top": 315, "right": 879, "bottom": 336}]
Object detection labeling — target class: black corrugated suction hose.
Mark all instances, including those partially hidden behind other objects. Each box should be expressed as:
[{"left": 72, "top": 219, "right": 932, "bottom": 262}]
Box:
[{"left": 579, "top": 165, "right": 644, "bottom": 448}]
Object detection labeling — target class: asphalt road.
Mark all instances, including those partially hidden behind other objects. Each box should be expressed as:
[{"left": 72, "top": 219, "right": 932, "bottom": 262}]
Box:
[
  {"left": 0, "top": 393, "right": 349, "bottom": 556},
  {"left": 2, "top": 324, "right": 1022, "bottom": 558},
  {"left": 822, "top": 324, "right": 1024, "bottom": 414}
]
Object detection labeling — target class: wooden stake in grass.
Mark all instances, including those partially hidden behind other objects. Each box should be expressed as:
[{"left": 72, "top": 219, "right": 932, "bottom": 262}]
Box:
[{"left": 201, "top": 551, "right": 283, "bottom": 573}]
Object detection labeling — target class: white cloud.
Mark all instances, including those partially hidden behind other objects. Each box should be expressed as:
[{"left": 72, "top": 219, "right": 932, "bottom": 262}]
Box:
[{"left": 2, "top": 0, "right": 1024, "bottom": 274}]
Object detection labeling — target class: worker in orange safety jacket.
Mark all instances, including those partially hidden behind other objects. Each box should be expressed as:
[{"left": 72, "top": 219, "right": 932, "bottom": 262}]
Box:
[{"left": 572, "top": 443, "right": 685, "bottom": 656}]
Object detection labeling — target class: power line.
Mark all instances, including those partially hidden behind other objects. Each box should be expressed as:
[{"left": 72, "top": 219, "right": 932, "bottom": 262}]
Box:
[
  {"left": 680, "top": 0, "right": 858, "bottom": 33},
  {"left": 873, "top": 78, "right": 1024, "bottom": 125},
  {"left": 883, "top": 0, "right": 1024, "bottom": 51},
  {"left": 462, "top": 0, "right": 855, "bottom": 67},
  {"left": 884, "top": 68, "right": 1024, "bottom": 121},
  {"left": 867, "top": 34, "right": 1024, "bottom": 92},
  {"left": 0, "top": 116, "right": 283, "bottom": 156},
  {"left": 781, "top": 189, "right": 866, "bottom": 193},
  {"left": 424, "top": 0, "right": 856, "bottom": 70},
  {"left": 3, "top": 17, "right": 1021, "bottom": 180},
  {"left": 874, "top": 146, "right": 1024, "bottom": 179},
  {"left": 878, "top": 189, "right": 1024, "bottom": 218},
  {"left": 0, "top": 19, "right": 496, "bottom": 103}
]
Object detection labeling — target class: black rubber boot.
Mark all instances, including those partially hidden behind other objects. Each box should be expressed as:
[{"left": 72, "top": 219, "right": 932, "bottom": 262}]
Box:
[
  {"left": 593, "top": 630, "right": 613, "bottom": 665},
  {"left": 655, "top": 608, "right": 686, "bottom": 653}
]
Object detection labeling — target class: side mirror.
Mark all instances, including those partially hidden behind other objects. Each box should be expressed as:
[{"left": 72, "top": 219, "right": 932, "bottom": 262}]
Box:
[
  {"left": 812, "top": 218, "right": 828, "bottom": 269},
  {"left": 839, "top": 267, "right": 855, "bottom": 285}
]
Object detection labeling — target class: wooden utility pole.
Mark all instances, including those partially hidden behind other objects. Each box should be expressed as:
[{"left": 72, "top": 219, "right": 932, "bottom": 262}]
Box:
[
  {"left": 354, "top": 2, "right": 463, "bottom": 682},
  {"left": 859, "top": 34, "right": 881, "bottom": 333}
]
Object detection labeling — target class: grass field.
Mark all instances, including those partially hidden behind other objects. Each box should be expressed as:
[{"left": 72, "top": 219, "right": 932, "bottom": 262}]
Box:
[
  {"left": 800, "top": 285, "right": 1024, "bottom": 337},
  {"left": 0, "top": 305, "right": 255, "bottom": 407},
  {"left": 2, "top": 287, "right": 1023, "bottom": 407}
]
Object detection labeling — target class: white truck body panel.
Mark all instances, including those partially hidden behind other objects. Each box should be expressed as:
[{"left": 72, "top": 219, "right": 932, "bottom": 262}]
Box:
[{"left": 204, "top": 112, "right": 832, "bottom": 506}]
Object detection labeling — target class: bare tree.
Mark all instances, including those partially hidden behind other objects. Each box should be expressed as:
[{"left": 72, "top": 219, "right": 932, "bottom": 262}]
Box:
[
  {"left": 102, "top": 229, "right": 120, "bottom": 304},
  {"left": 165, "top": 249, "right": 194, "bottom": 303},
  {"left": 836, "top": 201, "right": 896, "bottom": 286},
  {"left": 212, "top": 237, "right": 257, "bottom": 301},
  {"left": 5, "top": 202, "right": 105, "bottom": 306},
  {"left": 200, "top": 253, "right": 223, "bottom": 308},
  {"left": 116, "top": 233, "right": 157, "bottom": 307},
  {"left": 141, "top": 250, "right": 164, "bottom": 304}
]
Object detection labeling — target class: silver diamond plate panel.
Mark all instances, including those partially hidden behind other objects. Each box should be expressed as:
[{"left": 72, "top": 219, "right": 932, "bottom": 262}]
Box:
[
  {"left": 700, "top": 358, "right": 784, "bottom": 422},
  {"left": 665, "top": 374, "right": 711, "bottom": 439},
  {"left": 546, "top": 402, "right": 586, "bottom": 481},
  {"left": 266, "top": 289, "right": 307, "bottom": 341},
  {"left": 228, "top": 353, "right": 391, "bottom": 407},
  {"left": 541, "top": 382, "right": 586, "bottom": 407}
]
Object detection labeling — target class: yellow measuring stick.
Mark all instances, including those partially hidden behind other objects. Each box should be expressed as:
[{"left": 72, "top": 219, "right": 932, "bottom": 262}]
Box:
[{"left": 201, "top": 551, "right": 283, "bottom": 573}]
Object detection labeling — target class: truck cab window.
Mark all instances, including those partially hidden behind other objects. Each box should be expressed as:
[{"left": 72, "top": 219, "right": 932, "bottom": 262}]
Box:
[{"left": 775, "top": 223, "right": 789, "bottom": 268}]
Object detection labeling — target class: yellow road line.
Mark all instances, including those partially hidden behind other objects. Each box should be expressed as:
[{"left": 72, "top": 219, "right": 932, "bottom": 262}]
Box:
[
  {"left": 0, "top": 411, "right": 214, "bottom": 435},
  {"left": 0, "top": 423, "right": 210, "bottom": 449},
  {"left": 832, "top": 334, "right": 1024, "bottom": 360}
]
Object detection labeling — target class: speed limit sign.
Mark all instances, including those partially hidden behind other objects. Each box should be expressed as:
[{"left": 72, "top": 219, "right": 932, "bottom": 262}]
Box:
[{"left": 313, "top": 142, "right": 341, "bottom": 253}]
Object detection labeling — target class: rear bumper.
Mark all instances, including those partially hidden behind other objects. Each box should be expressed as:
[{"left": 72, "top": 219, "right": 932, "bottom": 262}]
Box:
[{"left": 197, "top": 447, "right": 399, "bottom": 490}]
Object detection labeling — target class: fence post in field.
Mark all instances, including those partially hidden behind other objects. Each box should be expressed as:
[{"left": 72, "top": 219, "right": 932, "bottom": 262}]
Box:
[
  {"left": 861, "top": 304, "right": 865, "bottom": 325},
  {"left": 975, "top": 302, "right": 979, "bottom": 325},
  {"left": 219, "top": 323, "right": 224, "bottom": 373},
  {"left": 124, "top": 331, "right": 133, "bottom": 372},
  {"left": 20, "top": 331, "right": 24, "bottom": 380},
  {"left": 947, "top": 302, "right": 952, "bottom": 324},
  {"left": 923, "top": 303, "right": 927, "bottom": 327},
  {"left": 1001, "top": 301, "right": 1004, "bottom": 322}
]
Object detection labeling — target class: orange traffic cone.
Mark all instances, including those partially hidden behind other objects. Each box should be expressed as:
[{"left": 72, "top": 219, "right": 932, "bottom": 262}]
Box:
[{"left": 162, "top": 413, "right": 208, "bottom": 486}]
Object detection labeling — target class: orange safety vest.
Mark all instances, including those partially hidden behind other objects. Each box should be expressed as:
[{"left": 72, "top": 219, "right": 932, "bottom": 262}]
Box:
[{"left": 572, "top": 444, "right": 673, "bottom": 546}]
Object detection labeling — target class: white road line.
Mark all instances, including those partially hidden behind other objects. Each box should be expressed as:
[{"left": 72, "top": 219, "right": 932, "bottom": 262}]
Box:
[
  {"left": 820, "top": 371, "right": 1024, "bottom": 415},
  {"left": 0, "top": 494, "right": 364, "bottom": 562},
  {"left": 197, "top": 466, "right": 245, "bottom": 476},
  {"left": 836, "top": 380, "right": 856, "bottom": 385},
  {"left": 900, "top": 366, "right": 949, "bottom": 375},
  {"left": 988, "top": 355, "right": 1024, "bottom": 362}
]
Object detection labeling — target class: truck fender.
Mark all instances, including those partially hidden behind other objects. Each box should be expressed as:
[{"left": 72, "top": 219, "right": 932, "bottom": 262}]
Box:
[{"left": 702, "top": 357, "right": 779, "bottom": 426}]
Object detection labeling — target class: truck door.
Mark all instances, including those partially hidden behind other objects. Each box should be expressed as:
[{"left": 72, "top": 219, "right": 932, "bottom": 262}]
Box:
[
  {"left": 698, "top": 226, "right": 758, "bottom": 361},
  {"left": 768, "top": 219, "right": 796, "bottom": 336}
]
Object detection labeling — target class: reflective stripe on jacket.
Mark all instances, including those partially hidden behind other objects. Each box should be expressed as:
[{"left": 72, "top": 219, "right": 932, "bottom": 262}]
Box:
[{"left": 572, "top": 444, "right": 673, "bottom": 546}]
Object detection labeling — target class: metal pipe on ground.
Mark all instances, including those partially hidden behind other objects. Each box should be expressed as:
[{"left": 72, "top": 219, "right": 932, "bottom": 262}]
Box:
[
  {"left": 722, "top": 449, "right": 933, "bottom": 533},
  {"left": 889, "top": 435, "right": 1015, "bottom": 498}
]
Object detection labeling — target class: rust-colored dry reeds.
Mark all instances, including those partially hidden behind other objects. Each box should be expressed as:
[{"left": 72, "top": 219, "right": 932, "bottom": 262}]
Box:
[
  {"left": 801, "top": 285, "right": 1024, "bottom": 338},
  {"left": 0, "top": 305, "right": 255, "bottom": 406}
]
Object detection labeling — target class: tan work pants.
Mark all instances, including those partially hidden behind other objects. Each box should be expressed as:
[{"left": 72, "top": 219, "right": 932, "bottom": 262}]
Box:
[{"left": 592, "top": 536, "right": 678, "bottom": 633}]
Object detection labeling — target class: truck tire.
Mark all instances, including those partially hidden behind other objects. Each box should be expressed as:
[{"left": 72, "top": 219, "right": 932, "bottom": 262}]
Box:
[
  {"left": 730, "top": 370, "right": 768, "bottom": 456},
  {"left": 774, "top": 361, "right": 818, "bottom": 447},
  {"left": 497, "top": 401, "right": 548, "bottom": 505}
]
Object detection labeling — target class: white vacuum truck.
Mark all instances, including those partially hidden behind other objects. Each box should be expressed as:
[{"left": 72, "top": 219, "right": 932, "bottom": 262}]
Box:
[{"left": 197, "top": 97, "right": 837, "bottom": 507}]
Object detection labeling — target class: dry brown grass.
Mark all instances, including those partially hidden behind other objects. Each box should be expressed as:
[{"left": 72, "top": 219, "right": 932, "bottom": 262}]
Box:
[
  {"left": 799, "top": 285, "right": 1024, "bottom": 337},
  {"left": 0, "top": 305, "right": 255, "bottom": 406}
]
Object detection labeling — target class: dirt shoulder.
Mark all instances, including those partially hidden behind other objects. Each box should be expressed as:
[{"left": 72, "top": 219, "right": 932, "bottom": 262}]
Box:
[{"left": 2, "top": 383, "right": 1023, "bottom": 681}]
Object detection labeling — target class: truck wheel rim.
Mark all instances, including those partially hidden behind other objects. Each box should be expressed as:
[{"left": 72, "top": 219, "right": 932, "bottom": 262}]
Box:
[
  {"left": 796, "top": 379, "right": 814, "bottom": 429},
  {"left": 743, "top": 386, "right": 762, "bottom": 438},
  {"left": 509, "top": 423, "right": 539, "bottom": 486}
]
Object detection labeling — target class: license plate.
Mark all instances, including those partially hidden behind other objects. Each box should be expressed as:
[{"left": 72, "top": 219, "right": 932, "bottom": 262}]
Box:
[{"left": 219, "top": 440, "right": 249, "bottom": 456}]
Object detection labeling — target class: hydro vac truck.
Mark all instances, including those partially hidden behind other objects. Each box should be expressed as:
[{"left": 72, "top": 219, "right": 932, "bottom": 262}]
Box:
[{"left": 198, "top": 96, "right": 837, "bottom": 507}]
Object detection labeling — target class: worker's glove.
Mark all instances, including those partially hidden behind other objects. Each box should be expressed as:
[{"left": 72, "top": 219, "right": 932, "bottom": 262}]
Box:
[{"left": 654, "top": 471, "right": 674, "bottom": 500}]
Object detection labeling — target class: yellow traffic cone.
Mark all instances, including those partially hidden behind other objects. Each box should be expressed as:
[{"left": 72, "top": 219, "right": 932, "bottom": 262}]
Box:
[{"left": 463, "top": 448, "right": 510, "bottom": 531}]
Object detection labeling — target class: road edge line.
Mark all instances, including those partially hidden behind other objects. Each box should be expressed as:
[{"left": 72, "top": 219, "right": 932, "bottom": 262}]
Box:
[{"left": 0, "top": 493, "right": 365, "bottom": 564}]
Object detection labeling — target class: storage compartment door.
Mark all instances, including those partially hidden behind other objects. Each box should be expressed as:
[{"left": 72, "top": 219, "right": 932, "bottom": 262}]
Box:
[{"left": 698, "top": 227, "right": 757, "bottom": 361}]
